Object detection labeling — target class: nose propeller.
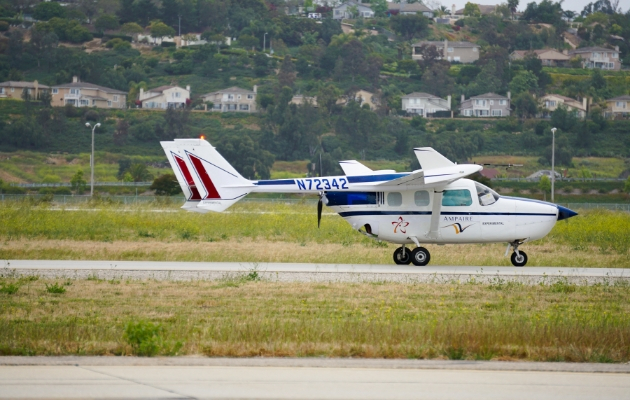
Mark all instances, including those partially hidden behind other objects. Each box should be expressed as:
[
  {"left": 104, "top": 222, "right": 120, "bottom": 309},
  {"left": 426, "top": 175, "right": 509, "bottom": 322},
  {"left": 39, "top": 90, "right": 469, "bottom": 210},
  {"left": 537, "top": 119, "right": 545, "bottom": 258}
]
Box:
[{"left": 317, "top": 192, "right": 328, "bottom": 228}]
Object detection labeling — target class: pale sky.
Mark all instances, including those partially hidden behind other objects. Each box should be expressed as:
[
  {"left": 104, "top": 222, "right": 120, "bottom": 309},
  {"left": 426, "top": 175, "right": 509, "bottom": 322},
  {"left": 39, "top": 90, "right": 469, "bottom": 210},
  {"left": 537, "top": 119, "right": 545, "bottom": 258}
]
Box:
[{"left": 439, "top": 0, "right": 619, "bottom": 14}]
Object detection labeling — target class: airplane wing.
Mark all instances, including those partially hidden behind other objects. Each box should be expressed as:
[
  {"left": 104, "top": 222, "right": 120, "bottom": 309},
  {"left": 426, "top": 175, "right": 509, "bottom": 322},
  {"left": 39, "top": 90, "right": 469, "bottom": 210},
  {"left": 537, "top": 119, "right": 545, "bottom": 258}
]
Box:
[
  {"left": 376, "top": 164, "right": 481, "bottom": 187},
  {"left": 338, "top": 160, "right": 373, "bottom": 176},
  {"left": 414, "top": 147, "right": 454, "bottom": 169}
]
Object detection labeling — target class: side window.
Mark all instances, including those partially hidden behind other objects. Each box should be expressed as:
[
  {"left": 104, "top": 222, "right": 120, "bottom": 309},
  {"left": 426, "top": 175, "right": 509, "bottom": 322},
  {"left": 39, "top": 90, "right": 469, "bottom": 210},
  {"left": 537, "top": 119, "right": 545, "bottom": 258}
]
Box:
[
  {"left": 387, "top": 192, "right": 402, "bottom": 207},
  {"left": 475, "top": 182, "right": 499, "bottom": 206},
  {"left": 442, "top": 189, "right": 472, "bottom": 207},
  {"left": 414, "top": 190, "right": 430, "bottom": 206}
]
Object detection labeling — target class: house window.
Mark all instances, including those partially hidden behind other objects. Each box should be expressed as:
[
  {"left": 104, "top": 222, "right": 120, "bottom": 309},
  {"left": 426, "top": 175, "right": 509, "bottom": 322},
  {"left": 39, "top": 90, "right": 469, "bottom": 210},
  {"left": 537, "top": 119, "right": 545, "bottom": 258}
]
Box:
[
  {"left": 491, "top": 109, "right": 502, "bottom": 116},
  {"left": 70, "top": 89, "right": 80, "bottom": 95},
  {"left": 612, "top": 53, "right": 618, "bottom": 58},
  {"left": 473, "top": 47, "right": 478, "bottom": 52},
  {"left": 247, "top": 94, "right": 254, "bottom": 99},
  {"left": 108, "top": 101, "right": 112, "bottom": 107},
  {"left": 616, "top": 102, "right": 626, "bottom": 108},
  {"left": 52, "top": 88, "right": 58, "bottom": 94},
  {"left": 0, "top": 88, "right": 4, "bottom": 94},
  {"left": 464, "top": 109, "right": 472, "bottom": 116},
  {"left": 213, "top": 103, "right": 221, "bottom": 109},
  {"left": 454, "top": 56, "right": 460, "bottom": 62},
  {"left": 239, "top": 104, "right": 249, "bottom": 111},
  {"left": 237, "top": 95, "right": 241, "bottom": 100},
  {"left": 546, "top": 100, "right": 556, "bottom": 107},
  {"left": 175, "top": 92, "right": 180, "bottom": 98},
  {"left": 113, "top": 95, "right": 118, "bottom": 102},
  {"left": 80, "top": 100, "right": 89, "bottom": 106},
  {"left": 499, "top": 100, "right": 507, "bottom": 105},
  {"left": 387, "top": 192, "right": 402, "bottom": 207},
  {"left": 490, "top": 100, "right": 494, "bottom": 105},
  {"left": 227, "top": 94, "right": 234, "bottom": 100},
  {"left": 92, "top": 100, "right": 96, "bottom": 106},
  {"left": 609, "top": 63, "right": 614, "bottom": 68},
  {"left": 447, "top": 47, "right": 454, "bottom": 52}
]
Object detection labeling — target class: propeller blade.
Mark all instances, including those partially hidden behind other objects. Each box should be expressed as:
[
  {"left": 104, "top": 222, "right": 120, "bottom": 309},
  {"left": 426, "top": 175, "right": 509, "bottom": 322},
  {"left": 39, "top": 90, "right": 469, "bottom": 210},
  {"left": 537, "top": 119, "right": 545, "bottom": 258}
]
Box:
[{"left": 317, "top": 197, "right": 323, "bottom": 228}]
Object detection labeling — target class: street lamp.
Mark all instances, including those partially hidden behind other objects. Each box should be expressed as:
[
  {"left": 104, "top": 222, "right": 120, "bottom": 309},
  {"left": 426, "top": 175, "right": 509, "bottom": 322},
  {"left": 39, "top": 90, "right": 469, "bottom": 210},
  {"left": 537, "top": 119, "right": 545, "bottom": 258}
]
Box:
[
  {"left": 551, "top": 127, "right": 557, "bottom": 203},
  {"left": 85, "top": 122, "right": 101, "bottom": 197},
  {"left": 263, "top": 32, "right": 267, "bottom": 52}
]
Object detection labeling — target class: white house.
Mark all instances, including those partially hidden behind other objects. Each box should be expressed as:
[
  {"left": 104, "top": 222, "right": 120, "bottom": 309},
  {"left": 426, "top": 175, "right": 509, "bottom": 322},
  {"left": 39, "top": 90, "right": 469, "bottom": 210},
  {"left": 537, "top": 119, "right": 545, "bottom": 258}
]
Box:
[
  {"left": 401, "top": 92, "right": 451, "bottom": 116},
  {"left": 201, "top": 86, "right": 258, "bottom": 113},
  {"left": 332, "top": 1, "right": 374, "bottom": 19},
  {"left": 139, "top": 85, "right": 190, "bottom": 109}
]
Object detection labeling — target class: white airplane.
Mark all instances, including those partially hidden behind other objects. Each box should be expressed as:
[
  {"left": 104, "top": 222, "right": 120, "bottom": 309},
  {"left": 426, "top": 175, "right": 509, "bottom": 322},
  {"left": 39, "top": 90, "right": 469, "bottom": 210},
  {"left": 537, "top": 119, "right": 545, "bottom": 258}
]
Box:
[{"left": 161, "top": 138, "right": 577, "bottom": 267}]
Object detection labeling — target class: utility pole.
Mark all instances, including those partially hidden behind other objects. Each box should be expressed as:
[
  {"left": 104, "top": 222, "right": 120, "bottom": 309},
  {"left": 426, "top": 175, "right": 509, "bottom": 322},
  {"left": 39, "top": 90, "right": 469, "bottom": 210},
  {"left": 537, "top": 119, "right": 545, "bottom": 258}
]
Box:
[
  {"left": 178, "top": 15, "right": 181, "bottom": 37},
  {"left": 85, "top": 122, "right": 101, "bottom": 197},
  {"left": 551, "top": 127, "right": 556, "bottom": 203},
  {"left": 263, "top": 32, "right": 267, "bottom": 52}
]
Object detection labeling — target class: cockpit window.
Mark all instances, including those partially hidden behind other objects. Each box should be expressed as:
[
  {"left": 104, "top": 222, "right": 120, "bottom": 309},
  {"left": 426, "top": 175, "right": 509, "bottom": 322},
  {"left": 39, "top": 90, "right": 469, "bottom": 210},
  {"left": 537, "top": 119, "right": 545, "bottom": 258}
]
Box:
[
  {"left": 475, "top": 182, "right": 500, "bottom": 206},
  {"left": 442, "top": 189, "right": 473, "bottom": 206}
]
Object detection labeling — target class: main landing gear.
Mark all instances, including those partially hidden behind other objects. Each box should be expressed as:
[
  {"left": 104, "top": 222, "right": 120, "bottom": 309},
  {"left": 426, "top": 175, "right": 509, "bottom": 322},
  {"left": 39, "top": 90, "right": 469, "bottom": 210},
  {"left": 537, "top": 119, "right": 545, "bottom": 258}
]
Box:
[
  {"left": 393, "top": 245, "right": 431, "bottom": 266},
  {"left": 508, "top": 241, "right": 528, "bottom": 267}
]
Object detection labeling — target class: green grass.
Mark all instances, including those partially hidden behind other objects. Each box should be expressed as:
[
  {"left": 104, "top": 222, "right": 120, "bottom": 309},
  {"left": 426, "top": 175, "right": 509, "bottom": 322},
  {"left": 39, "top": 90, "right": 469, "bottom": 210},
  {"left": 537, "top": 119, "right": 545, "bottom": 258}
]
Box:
[
  {"left": 0, "top": 202, "right": 628, "bottom": 267},
  {"left": 0, "top": 278, "right": 629, "bottom": 361}
]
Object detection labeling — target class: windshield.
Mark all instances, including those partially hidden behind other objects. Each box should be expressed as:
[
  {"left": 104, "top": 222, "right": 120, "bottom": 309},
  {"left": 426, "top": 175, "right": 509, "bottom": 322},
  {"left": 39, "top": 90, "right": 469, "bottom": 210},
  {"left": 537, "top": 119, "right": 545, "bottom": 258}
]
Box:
[{"left": 475, "top": 182, "right": 500, "bottom": 206}]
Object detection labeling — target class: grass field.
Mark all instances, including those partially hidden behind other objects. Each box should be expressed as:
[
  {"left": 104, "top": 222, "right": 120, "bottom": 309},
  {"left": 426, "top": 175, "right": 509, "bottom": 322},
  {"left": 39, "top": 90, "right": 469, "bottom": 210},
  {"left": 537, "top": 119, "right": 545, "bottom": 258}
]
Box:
[
  {"left": 0, "top": 277, "right": 629, "bottom": 361},
  {"left": 0, "top": 201, "right": 628, "bottom": 267}
]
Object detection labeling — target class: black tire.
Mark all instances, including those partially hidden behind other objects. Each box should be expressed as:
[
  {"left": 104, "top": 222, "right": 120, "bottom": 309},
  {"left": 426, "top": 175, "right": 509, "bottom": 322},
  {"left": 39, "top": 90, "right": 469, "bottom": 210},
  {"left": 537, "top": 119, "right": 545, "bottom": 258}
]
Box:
[
  {"left": 393, "top": 247, "right": 412, "bottom": 265},
  {"left": 511, "top": 251, "right": 528, "bottom": 267},
  {"left": 411, "top": 247, "right": 431, "bottom": 266}
]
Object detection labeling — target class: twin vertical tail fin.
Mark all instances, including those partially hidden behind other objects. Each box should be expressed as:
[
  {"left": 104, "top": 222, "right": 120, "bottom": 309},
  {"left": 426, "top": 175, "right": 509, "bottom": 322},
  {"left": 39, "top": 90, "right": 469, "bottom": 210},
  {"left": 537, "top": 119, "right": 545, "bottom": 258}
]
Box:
[{"left": 161, "top": 139, "right": 254, "bottom": 213}]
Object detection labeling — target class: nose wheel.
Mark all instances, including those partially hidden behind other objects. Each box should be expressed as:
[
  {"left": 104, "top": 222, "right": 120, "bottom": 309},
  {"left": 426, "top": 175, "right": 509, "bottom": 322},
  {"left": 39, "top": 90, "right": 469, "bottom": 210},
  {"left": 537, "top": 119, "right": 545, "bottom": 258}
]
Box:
[
  {"left": 393, "top": 246, "right": 412, "bottom": 265},
  {"left": 511, "top": 251, "right": 528, "bottom": 267}
]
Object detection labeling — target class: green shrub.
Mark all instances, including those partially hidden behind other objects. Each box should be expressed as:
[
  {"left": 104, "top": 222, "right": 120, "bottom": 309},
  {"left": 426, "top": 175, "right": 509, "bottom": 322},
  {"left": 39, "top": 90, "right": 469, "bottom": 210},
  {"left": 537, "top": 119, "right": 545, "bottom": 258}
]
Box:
[
  {"left": 0, "top": 283, "right": 20, "bottom": 295},
  {"left": 124, "top": 320, "right": 162, "bottom": 356},
  {"left": 45, "top": 282, "right": 66, "bottom": 294}
]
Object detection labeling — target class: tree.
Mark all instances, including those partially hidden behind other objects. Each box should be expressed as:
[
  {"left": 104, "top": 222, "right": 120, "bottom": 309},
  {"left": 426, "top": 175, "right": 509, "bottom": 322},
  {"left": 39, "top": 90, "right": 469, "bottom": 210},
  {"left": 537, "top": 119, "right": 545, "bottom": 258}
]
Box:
[
  {"left": 128, "top": 163, "right": 153, "bottom": 182},
  {"left": 538, "top": 175, "right": 551, "bottom": 201},
  {"left": 113, "top": 120, "right": 129, "bottom": 146},
  {"left": 317, "top": 84, "right": 341, "bottom": 115},
  {"left": 40, "top": 91, "right": 52, "bottom": 107},
  {"left": 509, "top": 71, "right": 539, "bottom": 95},
  {"left": 120, "top": 22, "right": 144, "bottom": 36},
  {"left": 624, "top": 176, "right": 630, "bottom": 194},
  {"left": 95, "top": 14, "right": 119, "bottom": 32},
  {"left": 371, "top": 0, "right": 388, "bottom": 17},
  {"left": 71, "top": 169, "right": 87, "bottom": 194},
  {"left": 513, "top": 92, "right": 538, "bottom": 119},
  {"left": 278, "top": 55, "right": 296, "bottom": 88},
  {"left": 390, "top": 14, "right": 429, "bottom": 41},
  {"left": 150, "top": 174, "right": 181, "bottom": 196},
  {"left": 215, "top": 132, "right": 274, "bottom": 180},
  {"left": 507, "top": 0, "right": 519, "bottom": 19},
  {"left": 463, "top": 2, "right": 481, "bottom": 17},
  {"left": 341, "top": 39, "right": 365, "bottom": 82},
  {"left": 33, "top": 2, "right": 66, "bottom": 21},
  {"left": 149, "top": 21, "right": 175, "bottom": 44},
  {"left": 421, "top": 63, "right": 455, "bottom": 98}
]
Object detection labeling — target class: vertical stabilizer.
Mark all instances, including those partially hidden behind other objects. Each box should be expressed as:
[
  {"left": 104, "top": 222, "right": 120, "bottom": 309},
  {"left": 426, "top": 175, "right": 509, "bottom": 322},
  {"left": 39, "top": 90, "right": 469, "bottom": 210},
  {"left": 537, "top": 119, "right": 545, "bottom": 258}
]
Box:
[{"left": 161, "top": 139, "right": 254, "bottom": 212}]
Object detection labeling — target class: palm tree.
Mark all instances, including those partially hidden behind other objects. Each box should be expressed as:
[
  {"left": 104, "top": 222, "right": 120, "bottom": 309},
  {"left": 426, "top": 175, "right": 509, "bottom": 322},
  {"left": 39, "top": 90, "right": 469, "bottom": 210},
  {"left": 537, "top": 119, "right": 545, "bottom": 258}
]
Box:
[{"left": 507, "top": 0, "right": 519, "bottom": 20}]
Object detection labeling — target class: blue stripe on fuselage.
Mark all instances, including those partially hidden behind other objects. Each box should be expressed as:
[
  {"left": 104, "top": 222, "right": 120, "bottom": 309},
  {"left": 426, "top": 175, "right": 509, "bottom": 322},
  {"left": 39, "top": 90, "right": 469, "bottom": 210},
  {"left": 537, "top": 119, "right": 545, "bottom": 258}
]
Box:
[
  {"left": 347, "top": 173, "right": 409, "bottom": 183},
  {"left": 254, "top": 179, "right": 296, "bottom": 185}
]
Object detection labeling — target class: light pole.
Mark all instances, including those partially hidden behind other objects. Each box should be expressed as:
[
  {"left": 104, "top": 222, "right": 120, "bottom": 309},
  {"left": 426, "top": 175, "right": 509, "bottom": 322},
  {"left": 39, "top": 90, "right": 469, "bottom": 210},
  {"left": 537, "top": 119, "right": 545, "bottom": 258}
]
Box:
[
  {"left": 85, "top": 122, "right": 101, "bottom": 197},
  {"left": 551, "top": 127, "right": 556, "bottom": 203},
  {"left": 263, "top": 32, "right": 267, "bottom": 52}
]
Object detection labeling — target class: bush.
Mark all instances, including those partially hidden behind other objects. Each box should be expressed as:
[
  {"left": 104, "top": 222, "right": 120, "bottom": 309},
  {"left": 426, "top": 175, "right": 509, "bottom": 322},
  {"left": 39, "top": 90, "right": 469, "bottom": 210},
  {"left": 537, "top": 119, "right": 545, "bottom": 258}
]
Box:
[
  {"left": 0, "top": 21, "right": 9, "bottom": 32},
  {"left": 45, "top": 282, "right": 66, "bottom": 294},
  {"left": 124, "top": 320, "right": 162, "bottom": 356},
  {"left": 0, "top": 283, "right": 20, "bottom": 295},
  {"left": 161, "top": 42, "right": 176, "bottom": 48}
]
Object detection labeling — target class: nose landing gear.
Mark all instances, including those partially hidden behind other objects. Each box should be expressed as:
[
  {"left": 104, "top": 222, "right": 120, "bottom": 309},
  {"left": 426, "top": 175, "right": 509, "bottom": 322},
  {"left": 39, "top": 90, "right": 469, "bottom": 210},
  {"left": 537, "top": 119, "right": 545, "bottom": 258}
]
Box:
[{"left": 507, "top": 241, "right": 528, "bottom": 267}]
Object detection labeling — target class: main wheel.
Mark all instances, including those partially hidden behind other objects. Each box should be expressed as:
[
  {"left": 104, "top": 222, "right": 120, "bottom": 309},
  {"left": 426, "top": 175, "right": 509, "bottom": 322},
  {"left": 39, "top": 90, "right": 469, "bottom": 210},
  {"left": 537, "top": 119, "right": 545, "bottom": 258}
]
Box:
[
  {"left": 411, "top": 247, "right": 431, "bottom": 266},
  {"left": 393, "top": 247, "right": 412, "bottom": 265},
  {"left": 511, "top": 251, "right": 528, "bottom": 267}
]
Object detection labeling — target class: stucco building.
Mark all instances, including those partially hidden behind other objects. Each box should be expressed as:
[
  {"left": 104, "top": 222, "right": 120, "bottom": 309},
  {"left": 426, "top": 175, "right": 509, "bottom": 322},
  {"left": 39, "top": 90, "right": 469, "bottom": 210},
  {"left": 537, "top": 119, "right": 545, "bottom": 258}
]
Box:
[
  {"left": 412, "top": 40, "right": 480, "bottom": 63},
  {"left": 201, "top": 86, "right": 258, "bottom": 113},
  {"left": 51, "top": 77, "right": 126, "bottom": 109},
  {"left": 460, "top": 93, "right": 510, "bottom": 117},
  {"left": 0, "top": 81, "right": 50, "bottom": 100},
  {"left": 568, "top": 46, "right": 621, "bottom": 70},
  {"left": 139, "top": 85, "right": 191, "bottom": 109},
  {"left": 401, "top": 92, "right": 451, "bottom": 116}
]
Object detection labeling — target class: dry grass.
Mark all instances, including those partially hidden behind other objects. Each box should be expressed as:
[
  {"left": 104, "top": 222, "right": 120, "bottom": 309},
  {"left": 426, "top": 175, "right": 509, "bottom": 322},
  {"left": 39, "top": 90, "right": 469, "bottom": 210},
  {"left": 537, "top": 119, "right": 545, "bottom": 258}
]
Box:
[
  {"left": 1, "top": 278, "right": 629, "bottom": 362},
  {"left": 0, "top": 239, "right": 628, "bottom": 267}
]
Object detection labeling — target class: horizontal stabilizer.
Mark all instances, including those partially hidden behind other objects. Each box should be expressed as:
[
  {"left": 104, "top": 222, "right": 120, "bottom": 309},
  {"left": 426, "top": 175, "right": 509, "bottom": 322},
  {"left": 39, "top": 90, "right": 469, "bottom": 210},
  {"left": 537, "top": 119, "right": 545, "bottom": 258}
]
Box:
[
  {"left": 414, "top": 147, "right": 454, "bottom": 170},
  {"left": 339, "top": 160, "right": 373, "bottom": 176}
]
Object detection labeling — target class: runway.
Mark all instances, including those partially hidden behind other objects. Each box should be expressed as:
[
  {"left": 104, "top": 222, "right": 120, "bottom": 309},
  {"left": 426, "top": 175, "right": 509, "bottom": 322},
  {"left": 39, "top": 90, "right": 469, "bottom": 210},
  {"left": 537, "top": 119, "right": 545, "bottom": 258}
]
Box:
[
  {"left": 1, "top": 357, "right": 629, "bottom": 399},
  {"left": 4, "top": 260, "right": 629, "bottom": 284}
]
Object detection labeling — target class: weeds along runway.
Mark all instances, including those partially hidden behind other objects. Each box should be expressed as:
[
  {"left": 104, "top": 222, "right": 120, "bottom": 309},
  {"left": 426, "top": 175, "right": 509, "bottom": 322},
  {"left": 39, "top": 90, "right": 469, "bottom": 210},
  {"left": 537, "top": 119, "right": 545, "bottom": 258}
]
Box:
[
  {"left": 1, "top": 357, "right": 630, "bottom": 400},
  {"left": 4, "top": 260, "right": 630, "bottom": 285}
]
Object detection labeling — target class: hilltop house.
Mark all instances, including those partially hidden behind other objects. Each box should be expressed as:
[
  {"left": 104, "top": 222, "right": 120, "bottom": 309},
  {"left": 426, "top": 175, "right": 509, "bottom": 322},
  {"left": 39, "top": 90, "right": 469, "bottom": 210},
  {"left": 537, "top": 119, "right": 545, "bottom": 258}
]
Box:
[
  {"left": 387, "top": 2, "right": 434, "bottom": 17},
  {"left": 510, "top": 49, "right": 570, "bottom": 67},
  {"left": 568, "top": 46, "right": 621, "bottom": 70},
  {"left": 0, "top": 81, "right": 50, "bottom": 100},
  {"left": 51, "top": 76, "right": 126, "bottom": 109},
  {"left": 139, "top": 85, "right": 190, "bottom": 109},
  {"left": 332, "top": 1, "right": 374, "bottom": 19},
  {"left": 605, "top": 95, "right": 630, "bottom": 118},
  {"left": 290, "top": 95, "right": 318, "bottom": 107},
  {"left": 539, "top": 94, "right": 588, "bottom": 118},
  {"left": 401, "top": 92, "right": 451, "bottom": 116},
  {"left": 412, "top": 40, "right": 480, "bottom": 63},
  {"left": 337, "top": 90, "right": 379, "bottom": 110},
  {"left": 460, "top": 93, "right": 510, "bottom": 117},
  {"left": 201, "top": 86, "right": 257, "bottom": 113}
]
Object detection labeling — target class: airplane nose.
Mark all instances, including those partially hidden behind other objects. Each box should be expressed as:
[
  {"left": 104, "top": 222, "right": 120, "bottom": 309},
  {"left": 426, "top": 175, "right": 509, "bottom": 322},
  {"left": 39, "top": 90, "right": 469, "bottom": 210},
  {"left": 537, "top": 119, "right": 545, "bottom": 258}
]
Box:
[{"left": 557, "top": 205, "right": 578, "bottom": 221}]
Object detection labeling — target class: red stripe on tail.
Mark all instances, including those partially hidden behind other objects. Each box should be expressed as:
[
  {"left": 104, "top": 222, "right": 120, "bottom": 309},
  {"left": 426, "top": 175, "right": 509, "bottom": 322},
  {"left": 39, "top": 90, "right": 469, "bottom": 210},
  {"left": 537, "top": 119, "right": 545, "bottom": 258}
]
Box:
[
  {"left": 189, "top": 154, "right": 221, "bottom": 199},
  {"left": 174, "top": 155, "right": 202, "bottom": 200}
]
